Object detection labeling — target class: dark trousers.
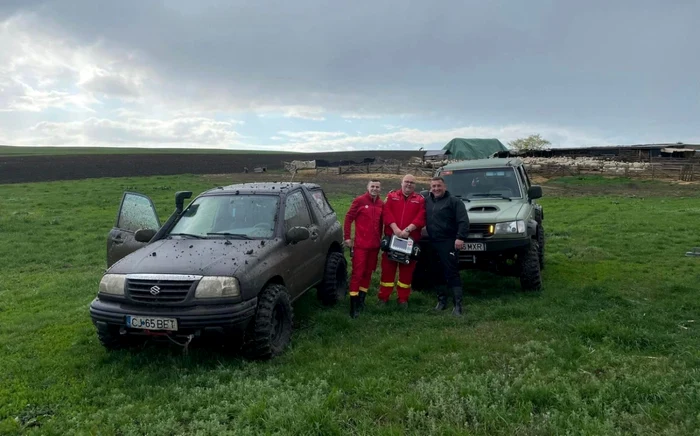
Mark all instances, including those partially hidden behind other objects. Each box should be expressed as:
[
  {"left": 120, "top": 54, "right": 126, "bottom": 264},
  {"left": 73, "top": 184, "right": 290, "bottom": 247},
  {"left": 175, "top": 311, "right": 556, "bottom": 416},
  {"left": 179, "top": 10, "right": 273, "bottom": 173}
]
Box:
[{"left": 427, "top": 239, "right": 462, "bottom": 289}]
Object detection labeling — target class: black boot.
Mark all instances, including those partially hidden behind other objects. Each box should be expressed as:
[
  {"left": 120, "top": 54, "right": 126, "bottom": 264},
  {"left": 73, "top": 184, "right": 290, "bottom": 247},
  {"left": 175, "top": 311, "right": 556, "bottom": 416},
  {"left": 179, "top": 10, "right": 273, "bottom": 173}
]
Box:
[
  {"left": 358, "top": 292, "right": 367, "bottom": 311},
  {"left": 350, "top": 296, "right": 360, "bottom": 318},
  {"left": 435, "top": 294, "right": 447, "bottom": 311},
  {"left": 451, "top": 286, "right": 464, "bottom": 316},
  {"left": 434, "top": 285, "right": 447, "bottom": 310}
]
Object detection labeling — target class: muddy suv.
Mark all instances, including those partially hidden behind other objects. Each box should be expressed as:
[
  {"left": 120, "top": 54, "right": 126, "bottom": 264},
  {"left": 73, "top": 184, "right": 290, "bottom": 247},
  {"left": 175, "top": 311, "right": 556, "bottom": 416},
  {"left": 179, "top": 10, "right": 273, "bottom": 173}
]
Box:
[
  {"left": 415, "top": 158, "right": 544, "bottom": 291},
  {"left": 89, "top": 182, "right": 348, "bottom": 359}
]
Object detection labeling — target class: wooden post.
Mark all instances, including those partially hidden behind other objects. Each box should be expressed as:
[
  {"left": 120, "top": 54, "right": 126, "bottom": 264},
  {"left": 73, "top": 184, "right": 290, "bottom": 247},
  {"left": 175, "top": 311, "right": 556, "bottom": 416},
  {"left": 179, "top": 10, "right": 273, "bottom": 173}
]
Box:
[{"left": 337, "top": 166, "right": 342, "bottom": 175}]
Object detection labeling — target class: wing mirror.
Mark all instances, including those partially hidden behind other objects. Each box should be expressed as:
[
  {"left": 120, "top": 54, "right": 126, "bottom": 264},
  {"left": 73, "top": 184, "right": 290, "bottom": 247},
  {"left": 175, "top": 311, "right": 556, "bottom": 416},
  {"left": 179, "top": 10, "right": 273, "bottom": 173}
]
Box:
[
  {"left": 528, "top": 185, "right": 543, "bottom": 200},
  {"left": 175, "top": 191, "right": 193, "bottom": 213},
  {"left": 135, "top": 228, "right": 158, "bottom": 242},
  {"left": 285, "top": 226, "right": 310, "bottom": 244}
]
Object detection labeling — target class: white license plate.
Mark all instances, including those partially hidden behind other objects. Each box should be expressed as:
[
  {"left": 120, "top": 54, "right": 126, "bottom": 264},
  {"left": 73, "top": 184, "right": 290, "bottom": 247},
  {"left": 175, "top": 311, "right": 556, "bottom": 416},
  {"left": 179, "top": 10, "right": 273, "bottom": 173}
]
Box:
[
  {"left": 126, "top": 315, "right": 178, "bottom": 331},
  {"left": 462, "top": 243, "right": 486, "bottom": 251}
]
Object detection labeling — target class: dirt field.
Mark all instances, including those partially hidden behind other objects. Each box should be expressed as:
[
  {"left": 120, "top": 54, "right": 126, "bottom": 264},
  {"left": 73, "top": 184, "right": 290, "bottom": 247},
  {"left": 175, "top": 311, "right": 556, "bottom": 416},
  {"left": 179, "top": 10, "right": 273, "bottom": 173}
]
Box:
[{"left": 0, "top": 150, "right": 422, "bottom": 184}]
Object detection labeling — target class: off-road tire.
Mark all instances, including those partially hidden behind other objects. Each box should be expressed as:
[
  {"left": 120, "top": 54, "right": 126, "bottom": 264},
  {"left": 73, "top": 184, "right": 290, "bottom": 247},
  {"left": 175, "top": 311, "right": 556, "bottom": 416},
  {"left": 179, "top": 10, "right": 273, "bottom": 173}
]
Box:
[
  {"left": 244, "top": 284, "right": 293, "bottom": 360},
  {"left": 519, "top": 240, "right": 542, "bottom": 291},
  {"left": 537, "top": 225, "right": 545, "bottom": 271},
  {"left": 318, "top": 251, "right": 348, "bottom": 306},
  {"left": 97, "top": 327, "right": 140, "bottom": 351}
]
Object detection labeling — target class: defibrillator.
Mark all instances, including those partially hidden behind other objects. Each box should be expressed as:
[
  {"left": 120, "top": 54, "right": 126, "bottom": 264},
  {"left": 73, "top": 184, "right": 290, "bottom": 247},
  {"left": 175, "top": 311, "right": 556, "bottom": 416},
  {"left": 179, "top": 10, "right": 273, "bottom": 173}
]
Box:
[{"left": 380, "top": 235, "right": 421, "bottom": 264}]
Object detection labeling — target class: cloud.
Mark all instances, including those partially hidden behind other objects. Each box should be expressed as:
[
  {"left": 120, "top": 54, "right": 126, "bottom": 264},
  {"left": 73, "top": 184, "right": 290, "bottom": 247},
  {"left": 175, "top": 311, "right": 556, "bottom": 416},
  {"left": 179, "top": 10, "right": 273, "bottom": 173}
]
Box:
[
  {"left": 256, "top": 123, "right": 620, "bottom": 152},
  {"left": 0, "top": 1, "right": 698, "bottom": 150},
  {"left": 18, "top": 116, "right": 243, "bottom": 148},
  {"left": 78, "top": 67, "right": 142, "bottom": 99}
]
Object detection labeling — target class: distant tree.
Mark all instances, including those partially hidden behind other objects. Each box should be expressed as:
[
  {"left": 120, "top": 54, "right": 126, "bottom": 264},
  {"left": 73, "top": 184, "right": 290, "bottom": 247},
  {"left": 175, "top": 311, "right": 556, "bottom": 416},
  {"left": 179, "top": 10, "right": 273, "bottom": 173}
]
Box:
[{"left": 508, "top": 134, "right": 551, "bottom": 152}]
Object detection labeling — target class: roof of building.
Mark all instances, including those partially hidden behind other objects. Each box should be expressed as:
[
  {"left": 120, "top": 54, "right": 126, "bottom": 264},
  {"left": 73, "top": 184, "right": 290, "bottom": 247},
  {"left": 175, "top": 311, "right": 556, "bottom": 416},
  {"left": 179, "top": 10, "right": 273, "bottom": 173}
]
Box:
[{"left": 439, "top": 158, "right": 524, "bottom": 171}]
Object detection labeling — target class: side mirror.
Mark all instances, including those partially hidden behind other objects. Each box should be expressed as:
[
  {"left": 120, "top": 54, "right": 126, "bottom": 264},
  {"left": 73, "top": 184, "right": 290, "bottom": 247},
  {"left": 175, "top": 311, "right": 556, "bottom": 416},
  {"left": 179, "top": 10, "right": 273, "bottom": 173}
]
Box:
[
  {"left": 175, "top": 191, "right": 193, "bottom": 212},
  {"left": 528, "top": 185, "right": 543, "bottom": 200},
  {"left": 285, "top": 226, "right": 310, "bottom": 244},
  {"left": 135, "top": 228, "right": 157, "bottom": 242}
]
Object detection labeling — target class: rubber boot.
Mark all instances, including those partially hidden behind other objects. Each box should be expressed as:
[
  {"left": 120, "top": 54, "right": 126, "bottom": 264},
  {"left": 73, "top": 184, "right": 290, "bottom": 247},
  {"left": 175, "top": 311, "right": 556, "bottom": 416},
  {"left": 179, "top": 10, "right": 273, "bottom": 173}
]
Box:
[
  {"left": 451, "top": 286, "right": 464, "bottom": 316},
  {"left": 350, "top": 296, "right": 360, "bottom": 318},
  {"left": 358, "top": 292, "right": 367, "bottom": 311}
]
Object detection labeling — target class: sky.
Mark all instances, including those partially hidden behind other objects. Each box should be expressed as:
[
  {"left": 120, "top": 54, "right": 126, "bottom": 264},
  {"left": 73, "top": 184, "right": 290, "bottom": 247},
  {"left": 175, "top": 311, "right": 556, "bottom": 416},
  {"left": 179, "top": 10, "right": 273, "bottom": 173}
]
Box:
[{"left": 0, "top": 0, "right": 697, "bottom": 152}]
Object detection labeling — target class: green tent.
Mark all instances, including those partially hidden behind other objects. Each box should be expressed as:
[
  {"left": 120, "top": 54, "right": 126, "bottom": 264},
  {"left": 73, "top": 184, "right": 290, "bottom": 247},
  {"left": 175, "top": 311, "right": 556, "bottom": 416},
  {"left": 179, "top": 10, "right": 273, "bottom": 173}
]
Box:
[{"left": 442, "top": 138, "right": 508, "bottom": 160}]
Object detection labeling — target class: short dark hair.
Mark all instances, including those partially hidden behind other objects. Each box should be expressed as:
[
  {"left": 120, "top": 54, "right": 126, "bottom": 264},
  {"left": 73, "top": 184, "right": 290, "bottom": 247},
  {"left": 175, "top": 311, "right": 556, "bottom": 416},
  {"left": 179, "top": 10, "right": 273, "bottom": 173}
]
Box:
[
  {"left": 430, "top": 177, "right": 445, "bottom": 183},
  {"left": 369, "top": 179, "right": 381, "bottom": 183}
]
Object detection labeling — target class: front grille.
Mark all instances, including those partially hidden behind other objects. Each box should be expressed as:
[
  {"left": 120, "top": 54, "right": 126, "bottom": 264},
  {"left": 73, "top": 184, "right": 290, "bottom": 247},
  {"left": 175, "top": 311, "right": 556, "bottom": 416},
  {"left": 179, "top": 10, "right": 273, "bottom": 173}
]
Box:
[
  {"left": 468, "top": 223, "right": 494, "bottom": 237},
  {"left": 127, "top": 278, "right": 196, "bottom": 303}
]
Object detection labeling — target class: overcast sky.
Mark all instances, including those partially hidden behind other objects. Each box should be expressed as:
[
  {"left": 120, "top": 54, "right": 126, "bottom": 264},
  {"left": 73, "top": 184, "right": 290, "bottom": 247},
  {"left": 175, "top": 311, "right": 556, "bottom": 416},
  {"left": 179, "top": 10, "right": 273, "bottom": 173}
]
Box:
[{"left": 0, "top": 0, "right": 697, "bottom": 151}]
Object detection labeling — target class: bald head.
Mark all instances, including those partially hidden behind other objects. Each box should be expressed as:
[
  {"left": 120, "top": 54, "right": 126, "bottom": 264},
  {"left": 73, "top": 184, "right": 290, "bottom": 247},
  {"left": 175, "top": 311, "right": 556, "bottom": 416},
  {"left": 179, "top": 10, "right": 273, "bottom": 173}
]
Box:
[{"left": 401, "top": 174, "right": 416, "bottom": 196}]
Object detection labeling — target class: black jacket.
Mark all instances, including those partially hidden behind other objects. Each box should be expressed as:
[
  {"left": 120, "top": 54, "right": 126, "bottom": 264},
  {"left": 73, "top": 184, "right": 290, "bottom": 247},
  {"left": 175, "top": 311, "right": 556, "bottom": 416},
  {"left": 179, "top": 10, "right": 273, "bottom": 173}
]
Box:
[{"left": 422, "top": 190, "right": 469, "bottom": 242}]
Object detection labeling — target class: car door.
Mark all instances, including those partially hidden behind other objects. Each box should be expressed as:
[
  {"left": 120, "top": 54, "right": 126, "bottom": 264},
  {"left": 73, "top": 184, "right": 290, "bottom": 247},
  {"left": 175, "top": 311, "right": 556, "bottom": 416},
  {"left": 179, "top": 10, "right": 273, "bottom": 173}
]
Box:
[
  {"left": 282, "top": 189, "right": 323, "bottom": 297},
  {"left": 106, "top": 192, "right": 161, "bottom": 267}
]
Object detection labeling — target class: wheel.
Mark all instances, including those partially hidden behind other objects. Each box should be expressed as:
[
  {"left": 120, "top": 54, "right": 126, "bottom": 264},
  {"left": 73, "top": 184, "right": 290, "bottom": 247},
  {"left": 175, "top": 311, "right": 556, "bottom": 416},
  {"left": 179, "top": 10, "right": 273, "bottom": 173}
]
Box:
[
  {"left": 537, "top": 225, "right": 545, "bottom": 271},
  {"left": 244, "top": 284, "right": 293, "bottom": 359},
  {"left": 317, "top": 251, "right": 348, "bottom": 306},
  {"left": 96, "top": 326, "right": 142, "bottom": 351},
  {"left": 519, "top": 239, "right": 542, "bottom": 291}
]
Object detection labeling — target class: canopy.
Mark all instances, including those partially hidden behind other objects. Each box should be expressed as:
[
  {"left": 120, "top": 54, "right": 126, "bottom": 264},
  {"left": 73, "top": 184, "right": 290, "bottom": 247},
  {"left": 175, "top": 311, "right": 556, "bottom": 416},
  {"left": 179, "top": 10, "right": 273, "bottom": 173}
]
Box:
[{"left": 442, "top": 138, "right": 508, "bottom": 160}]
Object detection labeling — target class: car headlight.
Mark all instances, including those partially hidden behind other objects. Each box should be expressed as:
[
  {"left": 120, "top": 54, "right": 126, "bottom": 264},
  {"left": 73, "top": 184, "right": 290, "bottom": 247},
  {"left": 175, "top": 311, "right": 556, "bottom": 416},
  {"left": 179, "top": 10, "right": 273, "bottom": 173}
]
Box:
[
  {"left": 195, "top": 276, "right": 241, "bottom": 299},
  {"left": 99, "top": 274, "right": 126, "bottom": 296},
  {"left": 494, "top": 220, "right": 526, "bottom": 234}
]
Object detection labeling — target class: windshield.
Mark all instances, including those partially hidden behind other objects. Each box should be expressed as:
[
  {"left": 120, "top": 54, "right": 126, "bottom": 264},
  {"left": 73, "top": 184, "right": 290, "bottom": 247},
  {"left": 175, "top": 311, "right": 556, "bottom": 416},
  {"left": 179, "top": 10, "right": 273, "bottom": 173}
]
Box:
[
  {"left": 440, "top": 167, "right": 523, "bottom": 199},
  {"left": 169, "top": 194, "right": 279, "bottom": 239}
]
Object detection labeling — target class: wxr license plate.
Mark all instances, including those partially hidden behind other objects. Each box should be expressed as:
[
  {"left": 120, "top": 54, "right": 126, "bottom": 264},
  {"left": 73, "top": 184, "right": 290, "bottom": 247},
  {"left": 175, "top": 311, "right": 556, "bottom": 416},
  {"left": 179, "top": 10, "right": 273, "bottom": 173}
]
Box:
[
  {"left": 462, "top": 243, "right": 486, "bottom": 251},
  {"left": 126, "top": 315, "right": 178, "bottom": 331}
]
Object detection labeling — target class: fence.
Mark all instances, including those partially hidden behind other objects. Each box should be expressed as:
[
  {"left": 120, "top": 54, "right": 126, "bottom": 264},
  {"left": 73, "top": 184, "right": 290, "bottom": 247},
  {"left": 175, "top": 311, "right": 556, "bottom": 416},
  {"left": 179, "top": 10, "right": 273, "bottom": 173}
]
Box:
[
  {"left": 315, "top": 163, "right": 433, "bottom": 177},
  {"left": 526, "top": 161, "right": 700, "bottom": 181},
  {"left": 313, "top": 159, "right": 700, "bottom": 182}
]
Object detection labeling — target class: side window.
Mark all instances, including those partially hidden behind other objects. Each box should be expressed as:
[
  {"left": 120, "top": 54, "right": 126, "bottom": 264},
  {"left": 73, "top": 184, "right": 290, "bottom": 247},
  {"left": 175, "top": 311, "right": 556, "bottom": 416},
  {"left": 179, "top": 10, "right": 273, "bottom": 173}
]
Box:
[
  {"left": 310, "top": 189, "right": 334, "bottom": 216},
  {"left": 284, "top": 191, "right": 312, "bottom": 230},
  {"left": 117, "top": 193, "right": 160, "bottom": 232}
]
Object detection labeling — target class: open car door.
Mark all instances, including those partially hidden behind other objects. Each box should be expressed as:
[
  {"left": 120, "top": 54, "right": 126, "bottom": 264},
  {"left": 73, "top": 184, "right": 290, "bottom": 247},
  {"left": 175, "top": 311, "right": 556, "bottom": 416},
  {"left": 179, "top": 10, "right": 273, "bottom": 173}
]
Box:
[{"left": 106, "top": 192, "right": 161, "bottom": 268}]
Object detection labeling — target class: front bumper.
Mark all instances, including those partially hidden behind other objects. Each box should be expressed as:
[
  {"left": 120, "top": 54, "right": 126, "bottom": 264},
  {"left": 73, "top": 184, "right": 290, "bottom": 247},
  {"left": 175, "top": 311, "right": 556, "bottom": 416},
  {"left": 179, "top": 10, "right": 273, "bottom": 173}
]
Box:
[{"left": 89, "top": 296, "right": 258, "bottom": 336}]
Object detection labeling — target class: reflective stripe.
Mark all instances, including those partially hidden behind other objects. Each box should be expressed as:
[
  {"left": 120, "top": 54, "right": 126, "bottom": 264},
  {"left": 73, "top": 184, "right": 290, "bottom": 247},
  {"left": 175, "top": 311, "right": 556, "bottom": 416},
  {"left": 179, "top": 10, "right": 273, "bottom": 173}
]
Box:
[
  {"left": 380, "top": 281, "right": 395, "bottom": 287},
  {"left": 359, "top": 287, "right": 368, "bottom": 292},
  {"left": 397, "top": 281, "right": 411, "bottom": 288},
  {"left": 349, "top": 291, "right": 359, "bottom": 296}
]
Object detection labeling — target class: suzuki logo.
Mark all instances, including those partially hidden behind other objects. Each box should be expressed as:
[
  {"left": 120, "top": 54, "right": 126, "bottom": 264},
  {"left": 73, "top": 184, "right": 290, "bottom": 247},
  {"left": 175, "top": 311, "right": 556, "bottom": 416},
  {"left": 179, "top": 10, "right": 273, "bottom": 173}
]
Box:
[{"left": 149, "top": 285, "right": 161, "bottom": 295}]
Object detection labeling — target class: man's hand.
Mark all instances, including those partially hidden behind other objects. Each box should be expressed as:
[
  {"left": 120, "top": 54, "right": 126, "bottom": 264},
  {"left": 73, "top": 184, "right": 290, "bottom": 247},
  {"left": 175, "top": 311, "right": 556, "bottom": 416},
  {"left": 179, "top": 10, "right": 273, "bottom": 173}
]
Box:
[
  {"left": 345, "top": 239, "right": 353, "bottom": 248},
  {"left": 391, "top": 224, "right": 402, "bottom": 236},
  {"left": 399, "top": 230, "right": 409, "bottom": 238},
  {"left": 455, "top": 239, "right": 465, "bottom": 250}
]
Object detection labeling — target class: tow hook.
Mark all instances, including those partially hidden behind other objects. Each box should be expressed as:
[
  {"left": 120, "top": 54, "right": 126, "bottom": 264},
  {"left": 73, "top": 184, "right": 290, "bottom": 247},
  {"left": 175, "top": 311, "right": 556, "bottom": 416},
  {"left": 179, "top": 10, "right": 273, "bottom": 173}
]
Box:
[{"left": 165, "top": 333, "right": 197, "bottom": 355}]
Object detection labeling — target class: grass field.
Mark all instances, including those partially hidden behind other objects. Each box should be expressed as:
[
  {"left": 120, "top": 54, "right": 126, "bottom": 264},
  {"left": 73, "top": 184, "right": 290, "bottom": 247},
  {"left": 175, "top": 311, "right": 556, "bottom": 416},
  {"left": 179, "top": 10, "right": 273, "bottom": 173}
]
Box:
[
  {"left": 0, "top": 145, "right": 294, "bottom": 156},
  {"left": 1, "top": 173, "right": 699, "bottom": 435}
]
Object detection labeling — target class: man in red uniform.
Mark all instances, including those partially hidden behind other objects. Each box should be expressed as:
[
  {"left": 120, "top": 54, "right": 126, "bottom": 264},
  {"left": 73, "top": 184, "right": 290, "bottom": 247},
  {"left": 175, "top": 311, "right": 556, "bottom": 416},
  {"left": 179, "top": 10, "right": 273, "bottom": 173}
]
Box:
[
  {"left": 378, "top": 174, "right": 426, "bottom": 308},
  {"left": 344, "top": 179, "right": 384, "bottom": 318}
]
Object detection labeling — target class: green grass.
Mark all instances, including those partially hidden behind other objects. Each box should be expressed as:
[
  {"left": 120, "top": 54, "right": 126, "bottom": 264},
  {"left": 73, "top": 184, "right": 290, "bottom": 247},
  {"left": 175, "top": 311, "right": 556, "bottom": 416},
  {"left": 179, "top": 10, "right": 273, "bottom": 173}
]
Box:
[
  {"left": 0, "top": 146, "right": 294, "bottom": 156},
  {"left": 1, "top": 175, "right": 700, "bottom": 434}
]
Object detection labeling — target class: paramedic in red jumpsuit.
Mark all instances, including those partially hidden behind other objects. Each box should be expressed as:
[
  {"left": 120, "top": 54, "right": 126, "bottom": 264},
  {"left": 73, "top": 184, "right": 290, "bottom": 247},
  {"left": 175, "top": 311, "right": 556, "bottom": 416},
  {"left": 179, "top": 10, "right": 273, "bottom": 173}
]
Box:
[
  {"left": 344, "top": 179, "right": 384, "bottom": 318},
  {"left": 378, "top": 174, "right": 426, "bottom": 307}
]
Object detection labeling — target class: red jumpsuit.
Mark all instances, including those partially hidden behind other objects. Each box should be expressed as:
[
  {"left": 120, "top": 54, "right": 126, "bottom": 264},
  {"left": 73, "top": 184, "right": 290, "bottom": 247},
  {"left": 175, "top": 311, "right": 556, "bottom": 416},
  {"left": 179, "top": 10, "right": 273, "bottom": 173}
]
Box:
[
  {"left": 378, "top": 190, "right": 426, "bottom": 303},
  {"left": 344, "top": 192, "right": 384, "bottom": 297}
]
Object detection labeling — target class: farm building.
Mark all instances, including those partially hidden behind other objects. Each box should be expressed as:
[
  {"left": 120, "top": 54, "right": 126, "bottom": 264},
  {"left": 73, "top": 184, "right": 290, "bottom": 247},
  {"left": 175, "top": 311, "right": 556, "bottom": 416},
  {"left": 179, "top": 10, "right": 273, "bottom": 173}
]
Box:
[{"left": 496, "top": 143, "right": 700, "bottom": 161}]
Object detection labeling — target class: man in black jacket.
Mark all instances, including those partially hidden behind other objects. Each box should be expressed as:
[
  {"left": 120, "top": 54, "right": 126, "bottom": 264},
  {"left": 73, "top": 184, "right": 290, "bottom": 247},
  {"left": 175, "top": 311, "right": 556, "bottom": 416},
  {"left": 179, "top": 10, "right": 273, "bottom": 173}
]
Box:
[{"left": 423, "top": 176, "right": 469, "bottom": 315}]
